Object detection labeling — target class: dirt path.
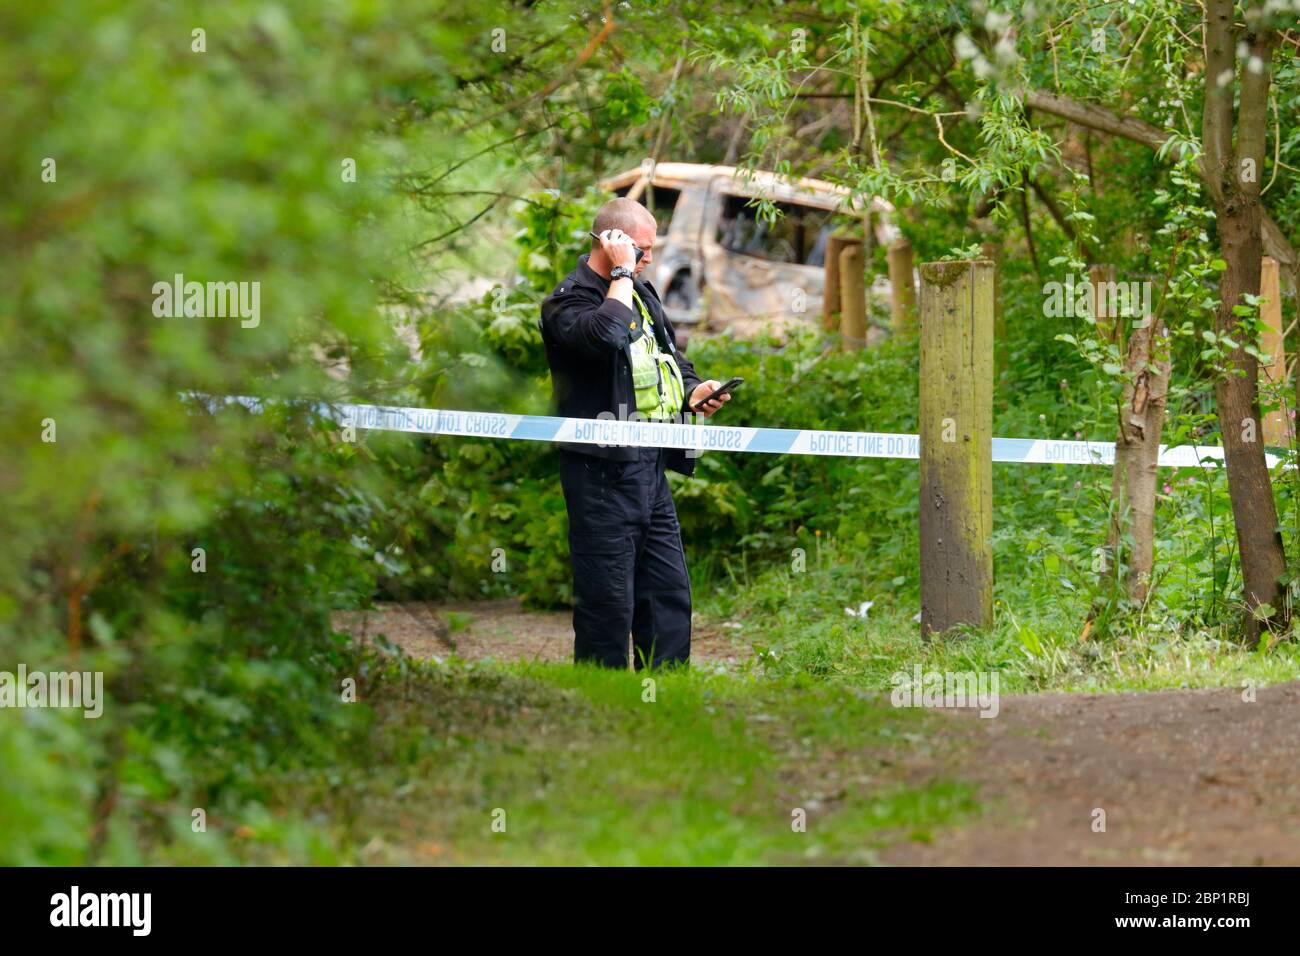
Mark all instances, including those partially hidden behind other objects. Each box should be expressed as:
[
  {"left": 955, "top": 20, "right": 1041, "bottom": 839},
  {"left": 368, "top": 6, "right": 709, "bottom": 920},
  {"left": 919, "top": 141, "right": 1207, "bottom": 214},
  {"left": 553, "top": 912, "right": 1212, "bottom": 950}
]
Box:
[
  {"left": 336, "top": 601, "right": 1300, "bottom": 865},
  {"left": 334, "top": 599, "right": 751, "bottom": 666},
  {"left": 884, "top": 681, "right": 1300, "bottom": 865}
]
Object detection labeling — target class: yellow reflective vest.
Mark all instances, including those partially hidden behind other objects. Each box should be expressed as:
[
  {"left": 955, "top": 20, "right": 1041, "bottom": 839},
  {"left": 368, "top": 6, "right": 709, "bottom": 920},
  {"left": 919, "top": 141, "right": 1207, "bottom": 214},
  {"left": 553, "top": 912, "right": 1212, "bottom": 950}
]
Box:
[{"left": 629, "top": 289, "right": 685, "bottom": 419}]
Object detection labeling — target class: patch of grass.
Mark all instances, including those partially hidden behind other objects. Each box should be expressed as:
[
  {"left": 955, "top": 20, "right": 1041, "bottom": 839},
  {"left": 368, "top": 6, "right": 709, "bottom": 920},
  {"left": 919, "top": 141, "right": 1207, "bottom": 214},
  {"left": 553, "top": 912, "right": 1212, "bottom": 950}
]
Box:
[
  {"left": 294, "top": 659, "right": 977, "bottom": 865},
  {"left": 697, "top": 550, "right": 1300, "bottom": 695}
]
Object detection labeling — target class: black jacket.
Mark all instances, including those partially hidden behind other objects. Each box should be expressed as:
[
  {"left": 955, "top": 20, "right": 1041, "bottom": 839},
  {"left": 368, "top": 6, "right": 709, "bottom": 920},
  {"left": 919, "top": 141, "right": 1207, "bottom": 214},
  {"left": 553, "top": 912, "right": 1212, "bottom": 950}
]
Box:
[{"left": 540, "top": 254, "right": 705, "bottom": 476}]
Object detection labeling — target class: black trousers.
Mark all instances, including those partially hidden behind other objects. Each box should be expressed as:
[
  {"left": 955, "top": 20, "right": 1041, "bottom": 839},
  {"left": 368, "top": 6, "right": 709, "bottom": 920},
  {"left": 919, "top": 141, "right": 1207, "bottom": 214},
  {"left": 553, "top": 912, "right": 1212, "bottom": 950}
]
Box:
[{"left": 558, "top": 447, "right": 692, "bottom": 669}]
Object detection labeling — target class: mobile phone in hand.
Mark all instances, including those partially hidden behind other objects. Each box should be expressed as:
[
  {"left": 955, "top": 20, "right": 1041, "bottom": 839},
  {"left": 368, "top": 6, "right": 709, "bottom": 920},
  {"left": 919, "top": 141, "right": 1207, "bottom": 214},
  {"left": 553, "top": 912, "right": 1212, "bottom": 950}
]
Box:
[
  {"left": 589, "top": 230, "right": 645, "bottom": 263},
  {"left": 693, "top": 377, "right": 743, "bottom": 411}
]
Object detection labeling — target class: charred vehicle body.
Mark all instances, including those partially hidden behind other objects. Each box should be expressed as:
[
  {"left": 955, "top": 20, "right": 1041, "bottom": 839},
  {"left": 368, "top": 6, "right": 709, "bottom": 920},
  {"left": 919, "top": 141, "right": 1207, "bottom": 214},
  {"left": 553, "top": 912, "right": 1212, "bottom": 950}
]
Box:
[{"left": 600, "top": 163, "right": 898, "bottom": 338}]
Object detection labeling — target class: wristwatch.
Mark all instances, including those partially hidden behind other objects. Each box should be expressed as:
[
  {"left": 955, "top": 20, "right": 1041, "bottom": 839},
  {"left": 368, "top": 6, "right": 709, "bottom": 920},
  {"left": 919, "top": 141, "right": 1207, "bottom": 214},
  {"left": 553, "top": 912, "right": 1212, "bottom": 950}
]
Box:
[{"left": 610, "top": 266, "right": 635, "bottom": 282}]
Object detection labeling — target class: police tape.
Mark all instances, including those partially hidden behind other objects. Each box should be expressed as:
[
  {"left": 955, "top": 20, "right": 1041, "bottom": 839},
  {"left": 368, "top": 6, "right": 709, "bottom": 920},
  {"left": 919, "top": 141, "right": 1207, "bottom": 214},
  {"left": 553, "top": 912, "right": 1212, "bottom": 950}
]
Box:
[{"left": 195, "top": 395, "right": 1282, "bottom": 469}]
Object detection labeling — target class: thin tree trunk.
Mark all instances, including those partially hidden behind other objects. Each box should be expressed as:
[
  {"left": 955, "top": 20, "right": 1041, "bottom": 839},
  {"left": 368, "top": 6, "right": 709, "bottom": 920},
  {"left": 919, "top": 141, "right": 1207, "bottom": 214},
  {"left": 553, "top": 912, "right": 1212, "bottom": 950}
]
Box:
[
  {"left": 1203, "top": 0, "right": 1286, "bottom": 642},
  {"left": 1108, "top": 318, "right": 1172, "bottom": 604},
  {"left": 1094, "top": 259, "right": 1171, "bottom": 605}
]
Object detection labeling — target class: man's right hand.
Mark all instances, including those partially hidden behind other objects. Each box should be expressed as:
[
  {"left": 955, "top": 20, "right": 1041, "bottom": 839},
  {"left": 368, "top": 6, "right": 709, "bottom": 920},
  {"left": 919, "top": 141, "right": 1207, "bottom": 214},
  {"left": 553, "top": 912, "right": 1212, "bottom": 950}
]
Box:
[{"left": 596, "top": 228, "right": 637, "bottom": 271}]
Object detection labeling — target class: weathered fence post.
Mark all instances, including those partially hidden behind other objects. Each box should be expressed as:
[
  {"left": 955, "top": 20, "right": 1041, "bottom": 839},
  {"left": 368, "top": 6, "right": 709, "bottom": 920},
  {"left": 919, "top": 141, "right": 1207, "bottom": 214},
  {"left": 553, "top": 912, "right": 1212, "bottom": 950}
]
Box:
[
  {"left": 839, "top": 240, "right": 867, "bottom": 351},
  {"left": 1259, "top": 256, "right": 1291, "bottom": 447},
  {"left": 979, "top": 242, "right": 1008, "bottom": 377},
  {"left": 887, "top": 238, "right": 916, "bottom": 332},
  {"left": 822, "top": 233, "right": 856, "bottom": 333},
  {"left": 919, "top": 259, "right": 994, "bottom": 638}
]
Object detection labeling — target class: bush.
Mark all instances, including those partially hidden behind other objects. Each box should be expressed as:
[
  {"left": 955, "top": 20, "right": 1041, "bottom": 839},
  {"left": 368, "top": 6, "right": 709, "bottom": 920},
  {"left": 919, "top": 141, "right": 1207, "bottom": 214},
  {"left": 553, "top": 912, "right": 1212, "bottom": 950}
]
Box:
[{"left": 0, "top": 0, "right": 457, "bottom": 863}]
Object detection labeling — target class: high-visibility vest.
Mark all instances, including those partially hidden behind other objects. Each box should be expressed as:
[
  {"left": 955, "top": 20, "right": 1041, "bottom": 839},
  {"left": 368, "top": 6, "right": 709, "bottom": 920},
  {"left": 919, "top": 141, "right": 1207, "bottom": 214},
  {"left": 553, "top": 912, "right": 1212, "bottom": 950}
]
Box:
[{"left": 629, "top": 290, "right": 685, "bottom": 419}]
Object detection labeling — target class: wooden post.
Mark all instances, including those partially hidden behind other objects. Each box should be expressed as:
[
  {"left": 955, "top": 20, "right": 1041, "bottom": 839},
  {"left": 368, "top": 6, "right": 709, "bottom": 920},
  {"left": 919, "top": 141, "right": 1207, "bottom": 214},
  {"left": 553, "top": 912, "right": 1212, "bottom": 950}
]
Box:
[
  {"left": 887, "top": 238, "right": 916, "bottom": 332},
  {"left": 822, "top": 234, "right": 855, "bottom": 332},
  {"left": 981, "top": 241, "right": 1006, "bottom": 376},
  {"left": 919, "top": 259, "right": 994, "bottom": 638},
  {"left": 1259, "top": 257, "right": 1291, "bottom": 447},
  {"left": 839, "top": 241, "right": 867, "bottom": 351}
]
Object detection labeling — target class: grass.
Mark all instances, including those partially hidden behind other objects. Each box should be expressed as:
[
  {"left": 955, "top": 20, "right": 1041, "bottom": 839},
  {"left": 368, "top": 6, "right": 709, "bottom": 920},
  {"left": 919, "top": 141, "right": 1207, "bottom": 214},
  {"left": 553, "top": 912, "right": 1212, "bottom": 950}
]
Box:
[
  {"left": 154, "top": 546, "right": 1298, "bottom": 865},
  {"left": 695, "top": 542, "right": 1300, "bottom": 694},
  {"left": 277, "top": 544, "right": 1298, "bottom": 865},
  {"left": 281, "top": 659, "right": 978, "bottom": 865}
]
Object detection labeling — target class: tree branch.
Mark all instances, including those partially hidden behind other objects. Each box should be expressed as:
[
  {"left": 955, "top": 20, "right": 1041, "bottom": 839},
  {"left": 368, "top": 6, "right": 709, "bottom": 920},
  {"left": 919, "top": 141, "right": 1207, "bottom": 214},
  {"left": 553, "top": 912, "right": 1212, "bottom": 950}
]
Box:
[
  {"left": 1024, "top": 89, "right": 1297, "bottom": 283},
  {"left": 1202, "top": 0, "right": 1236, "bottom": 177},
  {"left": 465, "top": 3, "right": 617, "bottom": 133},
  {"left": 1021, "top": 172, "right": 1042, "bottom": 277},
  {"left": 1030, "top": 176, "right": 1096, "bottom": 263}
]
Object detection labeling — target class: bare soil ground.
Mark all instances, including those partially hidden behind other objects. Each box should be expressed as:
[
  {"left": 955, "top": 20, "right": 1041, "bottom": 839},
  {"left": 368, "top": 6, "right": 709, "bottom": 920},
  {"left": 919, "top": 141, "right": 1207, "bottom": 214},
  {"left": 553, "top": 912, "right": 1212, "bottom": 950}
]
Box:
[
  {"left": 335, "top": 601, "right": 1300, "bottom": 865},
  {"left": 884, "top": 681, "right": 1300, "bottom": 865},
  {"left": 334, "top": 598, "right": 751, "bottom": 667}
]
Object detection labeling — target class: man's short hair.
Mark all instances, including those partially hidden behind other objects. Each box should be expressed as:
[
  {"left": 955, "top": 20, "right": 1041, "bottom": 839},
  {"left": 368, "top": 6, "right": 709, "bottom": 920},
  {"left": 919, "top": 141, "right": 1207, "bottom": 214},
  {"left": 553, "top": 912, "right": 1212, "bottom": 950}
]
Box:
[{"left": 591, "top": 197, "right": 656, "bottom": 244}]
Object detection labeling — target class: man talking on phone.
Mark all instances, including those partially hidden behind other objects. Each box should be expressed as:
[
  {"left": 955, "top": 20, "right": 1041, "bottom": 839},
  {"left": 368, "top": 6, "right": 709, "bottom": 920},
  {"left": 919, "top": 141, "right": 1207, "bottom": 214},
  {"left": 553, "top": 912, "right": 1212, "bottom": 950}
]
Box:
[{"left": 539, "top": 197, "right": 732, "bottom": 669}]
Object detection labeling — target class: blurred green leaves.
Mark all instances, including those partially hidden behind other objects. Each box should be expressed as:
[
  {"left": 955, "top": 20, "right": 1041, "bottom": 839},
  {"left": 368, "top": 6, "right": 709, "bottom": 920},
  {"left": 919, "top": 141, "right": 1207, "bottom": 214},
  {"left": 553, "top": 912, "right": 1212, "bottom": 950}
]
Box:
[{"left": 0, "top": 0, "right": 546, "bottom": 863}]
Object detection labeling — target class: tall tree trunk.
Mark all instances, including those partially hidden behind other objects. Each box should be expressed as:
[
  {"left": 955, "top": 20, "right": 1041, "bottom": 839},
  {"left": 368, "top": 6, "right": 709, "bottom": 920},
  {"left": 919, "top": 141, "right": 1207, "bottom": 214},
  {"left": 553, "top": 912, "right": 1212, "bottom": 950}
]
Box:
[{"left": 1202, "top": 0, "right": 1286, "bottom": 643}]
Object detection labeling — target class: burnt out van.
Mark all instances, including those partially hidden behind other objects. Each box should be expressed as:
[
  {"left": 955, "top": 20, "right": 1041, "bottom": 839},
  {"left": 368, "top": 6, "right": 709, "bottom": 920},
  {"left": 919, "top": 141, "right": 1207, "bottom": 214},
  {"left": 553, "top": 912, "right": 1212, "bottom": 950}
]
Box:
[{"left": 599, "top": 163, "right": 898, "bottom": 337}]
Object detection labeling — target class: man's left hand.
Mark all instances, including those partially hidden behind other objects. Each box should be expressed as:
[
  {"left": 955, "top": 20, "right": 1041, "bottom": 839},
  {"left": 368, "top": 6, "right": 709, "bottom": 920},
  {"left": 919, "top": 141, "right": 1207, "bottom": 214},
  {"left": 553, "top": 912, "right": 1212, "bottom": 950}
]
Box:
[{"left": 689, "top": 381, "right": 732, "bottom": 418}]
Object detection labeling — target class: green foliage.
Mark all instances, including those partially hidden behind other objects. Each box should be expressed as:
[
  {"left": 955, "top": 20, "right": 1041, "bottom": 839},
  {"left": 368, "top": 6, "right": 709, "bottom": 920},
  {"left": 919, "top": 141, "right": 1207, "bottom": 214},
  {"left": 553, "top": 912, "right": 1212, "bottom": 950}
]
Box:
[
  {"left": 513, "top": 189, "right": 607, "bottom": 295},
  {"left": 676, "top": 328, "right": 921, "bottom": 558},
  {"left": 0, "top": 0, "right": 493, "bottom": 864},
  {"left": 7, "top": 0, "right": 1300, "bottom": 865},
  {"left": 603, "top": 69, "right": 656, "bottom": 126}
]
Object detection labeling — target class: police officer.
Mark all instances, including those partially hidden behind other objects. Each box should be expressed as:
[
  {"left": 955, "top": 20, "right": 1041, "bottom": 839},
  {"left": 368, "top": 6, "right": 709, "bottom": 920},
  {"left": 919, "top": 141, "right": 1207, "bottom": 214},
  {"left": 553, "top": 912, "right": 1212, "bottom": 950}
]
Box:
[{"left": 539, "top": 198, "right": 731, "bottom": 669}]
